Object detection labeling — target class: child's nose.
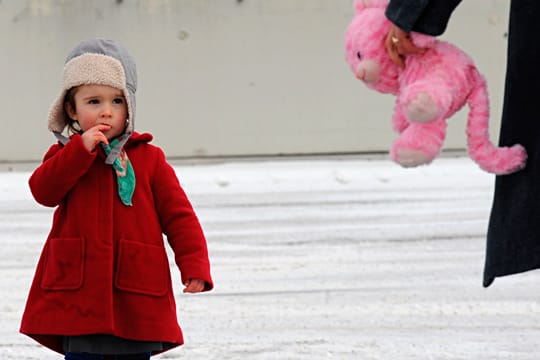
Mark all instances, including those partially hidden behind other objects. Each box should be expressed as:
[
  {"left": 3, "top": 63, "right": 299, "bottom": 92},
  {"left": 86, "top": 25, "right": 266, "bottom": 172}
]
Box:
[{"left": 100, "top": 105, "right": 112, "bottom": 117}]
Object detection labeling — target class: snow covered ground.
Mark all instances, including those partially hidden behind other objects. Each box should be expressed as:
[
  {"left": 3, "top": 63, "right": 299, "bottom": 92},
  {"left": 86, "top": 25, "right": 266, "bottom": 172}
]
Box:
[{"left": 1, "top": 155, "right": 539, "bottom": 359}]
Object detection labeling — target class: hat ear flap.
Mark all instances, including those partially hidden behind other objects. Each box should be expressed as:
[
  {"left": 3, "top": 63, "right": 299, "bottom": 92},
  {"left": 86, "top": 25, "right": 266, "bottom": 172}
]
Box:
[{"left": 354, "top": 0, "right": 389, "bottom": 13}]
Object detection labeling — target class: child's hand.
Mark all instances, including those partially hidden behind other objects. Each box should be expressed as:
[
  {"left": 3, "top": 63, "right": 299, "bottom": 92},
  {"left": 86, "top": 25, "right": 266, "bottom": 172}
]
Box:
[
  {"left": 183, "top": 278, "right": 206, "bottom": 293},
  {"left": 81, "top": 124, "right": 111, "bottom": 152}
]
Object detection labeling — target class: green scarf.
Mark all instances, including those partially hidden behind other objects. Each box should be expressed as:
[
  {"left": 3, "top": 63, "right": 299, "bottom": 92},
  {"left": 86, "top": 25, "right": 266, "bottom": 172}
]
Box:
[{"left": 101, "top": 139, "right": 135, "bottom": 206}]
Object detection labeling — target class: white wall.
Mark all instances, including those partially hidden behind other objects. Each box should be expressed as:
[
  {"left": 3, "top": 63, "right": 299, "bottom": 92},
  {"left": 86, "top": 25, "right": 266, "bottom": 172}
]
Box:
[{"left": 0, "top": 0, "right": 509, "bottom": 162}]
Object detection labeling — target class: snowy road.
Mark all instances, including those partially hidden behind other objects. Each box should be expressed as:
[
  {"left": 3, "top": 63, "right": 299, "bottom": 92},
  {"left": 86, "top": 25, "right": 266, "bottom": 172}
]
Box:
[{"left": 1, "top": 156, "right": 539, "bottom": 359}]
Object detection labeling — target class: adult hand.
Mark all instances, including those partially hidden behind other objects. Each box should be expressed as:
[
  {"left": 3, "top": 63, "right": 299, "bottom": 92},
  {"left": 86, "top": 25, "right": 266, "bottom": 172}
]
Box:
[
  {"left": 81, "top": 124, "right": 111, "bottom": 152},
  {"left": 385, "top": 24, "right": 425, "bottom": 69},
  {"left": 183, "top": 278, "right": 206, "bottom": 293}
]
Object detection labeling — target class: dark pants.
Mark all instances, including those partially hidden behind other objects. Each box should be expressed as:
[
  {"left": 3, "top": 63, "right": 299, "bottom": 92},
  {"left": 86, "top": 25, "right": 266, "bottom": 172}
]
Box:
[
  {"left": 484, "top": 0, "right": 540, "bottom": 286},
  {"left": 65, "top": 353, "right": 151, "bottom": 360}
]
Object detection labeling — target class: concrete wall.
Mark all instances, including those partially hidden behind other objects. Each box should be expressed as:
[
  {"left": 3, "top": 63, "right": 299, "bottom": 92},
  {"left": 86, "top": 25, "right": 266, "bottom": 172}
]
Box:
[{"left": 0, "top": 0, "right": 510, "bottom": 162}]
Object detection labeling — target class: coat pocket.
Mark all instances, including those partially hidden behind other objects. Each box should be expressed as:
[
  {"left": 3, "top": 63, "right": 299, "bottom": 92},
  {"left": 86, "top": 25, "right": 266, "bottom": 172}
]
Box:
[
  {"left": 115, "top": 239, "right": 169, "bottom": 297},
  {"left": 41, "top": 237, "right": 85, "bottom": 291}
]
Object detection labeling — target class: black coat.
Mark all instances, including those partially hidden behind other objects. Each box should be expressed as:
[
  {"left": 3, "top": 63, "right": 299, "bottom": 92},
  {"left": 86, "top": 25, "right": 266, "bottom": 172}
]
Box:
[
  {"left": 484, "top": 0, "right": 540, "bottom": 286},
  {"left": 385, "top": 0, "right": 462, "bottom": 36},
  {"left": 386, "top": 0, "right": 540, "bottom": 286}
]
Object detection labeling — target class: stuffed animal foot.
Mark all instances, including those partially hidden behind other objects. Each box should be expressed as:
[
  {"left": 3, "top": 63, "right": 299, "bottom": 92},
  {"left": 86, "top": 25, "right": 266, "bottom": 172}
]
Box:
[
  {"left": 404, "top": 92, "right": 439, "bottom": 123},
  {"left": 393, "top": 148, "right": 433, "bottom": 168},
  {"left": 390, "top": 122, "right": 446, "bottom": 168}
]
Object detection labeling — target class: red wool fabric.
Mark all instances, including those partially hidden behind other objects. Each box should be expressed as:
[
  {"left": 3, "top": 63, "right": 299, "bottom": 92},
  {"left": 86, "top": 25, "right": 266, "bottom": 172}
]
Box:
[{"left": 20, "top": 132, "right": 213, "bottom": 355}]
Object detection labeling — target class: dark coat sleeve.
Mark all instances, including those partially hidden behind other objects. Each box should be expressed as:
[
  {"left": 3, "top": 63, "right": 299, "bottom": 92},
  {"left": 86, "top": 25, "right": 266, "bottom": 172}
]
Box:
[{"left": 385, "top": 0, "right": 463, "bottom": 36}]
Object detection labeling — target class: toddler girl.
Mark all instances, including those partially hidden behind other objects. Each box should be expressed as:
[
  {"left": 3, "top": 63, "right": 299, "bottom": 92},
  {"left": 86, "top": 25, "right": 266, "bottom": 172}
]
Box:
[{"left": 20, "top": 38, "right": 213, "bottom": 360}]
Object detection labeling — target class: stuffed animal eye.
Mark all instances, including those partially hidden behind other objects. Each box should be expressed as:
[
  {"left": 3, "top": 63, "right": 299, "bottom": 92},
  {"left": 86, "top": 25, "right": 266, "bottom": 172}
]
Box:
[{"left": 356, "top": 51, "right": 362, "bottom": 60}]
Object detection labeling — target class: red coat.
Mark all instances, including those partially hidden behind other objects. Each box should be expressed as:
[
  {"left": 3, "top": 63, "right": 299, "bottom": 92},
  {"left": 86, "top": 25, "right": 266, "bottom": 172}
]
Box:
[{"left": 20, "top": 132, "right": 213, "bottom": 355}]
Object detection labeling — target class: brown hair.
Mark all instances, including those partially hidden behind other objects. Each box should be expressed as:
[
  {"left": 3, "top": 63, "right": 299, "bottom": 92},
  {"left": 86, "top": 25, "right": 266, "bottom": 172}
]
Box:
[{"left": 63, "top": 87, "right": 82, "bottom": 135}]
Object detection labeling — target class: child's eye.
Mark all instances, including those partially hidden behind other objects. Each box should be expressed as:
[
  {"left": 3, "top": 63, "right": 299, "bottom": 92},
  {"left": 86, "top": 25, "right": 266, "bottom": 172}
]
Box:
[
  {"left": 113, "top": 98, "right": 124, "bottom": 104},
  {"left": 88, "top": 99, "right": 100, "bottom": 104},
  {"left": 356, "top": 51, "right": 362, "bottom": 60}
]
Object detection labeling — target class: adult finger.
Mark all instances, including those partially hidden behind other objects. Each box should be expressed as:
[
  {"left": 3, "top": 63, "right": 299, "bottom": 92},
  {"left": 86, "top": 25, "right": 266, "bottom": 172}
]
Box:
[
  {"left": 386, "top": 35, "right": 405, "bottom": 69},
  {"left": 396, "top": 36, "right": 423, "bottom": 56},
  {"left": 386, "top": 28, "right": 406, "bottom": 69}
]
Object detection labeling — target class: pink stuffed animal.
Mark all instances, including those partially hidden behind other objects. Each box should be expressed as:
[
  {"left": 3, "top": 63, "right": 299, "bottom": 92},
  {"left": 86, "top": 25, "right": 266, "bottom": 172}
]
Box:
[{"left": 345, "top": 0, "right": 527, "bottom": 174}]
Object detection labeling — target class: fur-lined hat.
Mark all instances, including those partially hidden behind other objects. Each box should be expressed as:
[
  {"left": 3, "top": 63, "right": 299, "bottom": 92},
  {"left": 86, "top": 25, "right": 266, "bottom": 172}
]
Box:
[{"left": 48, "top": 39, "right": 137, "bottom": 164}]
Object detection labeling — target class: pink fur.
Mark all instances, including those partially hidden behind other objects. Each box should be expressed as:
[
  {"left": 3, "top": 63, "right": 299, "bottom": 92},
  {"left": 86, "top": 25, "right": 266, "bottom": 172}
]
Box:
[{"left": 345, "top": 0, "right": 527, "bottom": 175}]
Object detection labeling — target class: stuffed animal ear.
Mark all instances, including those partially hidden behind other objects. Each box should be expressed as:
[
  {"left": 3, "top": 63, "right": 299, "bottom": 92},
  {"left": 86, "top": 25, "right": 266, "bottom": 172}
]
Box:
[
  {"left": 410, "top": 32, "right": 437, "bottom": 48},
  {"left": 354, "top": 0, "right": 390, "bottom": 13}
]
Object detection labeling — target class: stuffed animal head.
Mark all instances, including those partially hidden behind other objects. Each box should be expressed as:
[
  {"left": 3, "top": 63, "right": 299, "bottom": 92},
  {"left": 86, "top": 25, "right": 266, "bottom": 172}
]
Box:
[
  {"left": 345, "top": 0, "right": 437, "bottom": 94},
  {"left": 345, "top": 0, "right": 400, "bottom": 94}
]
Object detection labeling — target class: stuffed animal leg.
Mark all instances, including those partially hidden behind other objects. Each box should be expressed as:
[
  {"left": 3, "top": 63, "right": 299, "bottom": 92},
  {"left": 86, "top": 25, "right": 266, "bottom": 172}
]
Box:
[
  {"left": 391, "top": 78, "right": 454, "bottom": 167},
  {"left": 391, "top": 120, "right": 447, "bottom": 168}
]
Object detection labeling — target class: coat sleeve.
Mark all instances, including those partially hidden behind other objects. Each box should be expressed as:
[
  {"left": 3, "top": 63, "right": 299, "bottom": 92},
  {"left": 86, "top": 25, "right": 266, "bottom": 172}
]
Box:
[
  {"left": 151, "top": 148, "right": 213, "bottom": 291},
  {"left": 29, "top": 134, "right": 97, "bottom": 207},
  {"left": 385, "top": 0, "right": 462, "bottom": 36}
]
